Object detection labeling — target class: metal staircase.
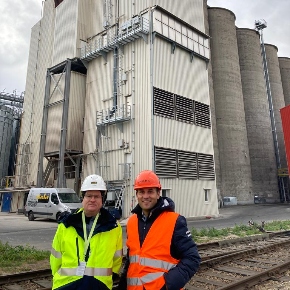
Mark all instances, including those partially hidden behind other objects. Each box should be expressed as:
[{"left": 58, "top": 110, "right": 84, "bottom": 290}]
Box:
[{"left": 43, "top": 159, "right": 58, "bottom": 186}]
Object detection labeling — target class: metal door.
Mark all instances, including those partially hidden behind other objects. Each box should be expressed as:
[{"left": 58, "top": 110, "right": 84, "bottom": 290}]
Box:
[{"left": 1, "top": 192, "right": 12, "bottom": 212}]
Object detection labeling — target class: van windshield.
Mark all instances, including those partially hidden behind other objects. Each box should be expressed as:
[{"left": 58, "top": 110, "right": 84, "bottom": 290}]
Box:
[{"left": 58, "top": 192, "right": 81, "bottom": 203}]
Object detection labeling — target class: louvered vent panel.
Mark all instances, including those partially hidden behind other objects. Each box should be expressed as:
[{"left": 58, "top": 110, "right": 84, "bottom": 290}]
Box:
[
  {"left": 195, "top": 101, "right": 211, "bottom": 128},
  {"left": 198, "top": 153, "right": 215, "bottom": 180},
  {"left": 195, "top": 112, "right": 211, "bottom": 128},
  {"left": 155, "top": 147, "right": 177, "bottom": 178},
  {"left": 178, "top": 150, "right": 197, "bottom": 179},
  {"left": 176, "top": 95, "right": 194, "bottom": 123},
  {"left": 195, "top": 101, "right": 210, "bottom": 114},
  {"left": 153, "top": 87, "right": 175, "bottom": 119}
]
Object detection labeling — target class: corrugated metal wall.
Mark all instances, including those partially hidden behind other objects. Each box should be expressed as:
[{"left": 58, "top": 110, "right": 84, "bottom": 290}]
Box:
[
  {"left": 279, "top": 57, "right": 290, "bottom": 106},
  {"left": 153, "top": 37, "right": 218, "bottom": 217},
  {"left": 265, "top": 44, "right": 287, "bottom": 169},
  {"left": 45, "top": 72, "right": 86, "bottom": 153},
  {"left": 15, "top": 0, "right": 55, "bottom": 187},
  {"left": 66, "top": 72, "right": 86, "bottom": 151},
  {"left": 208, "top": 7, "right": 253, "bottom": 203},
  {"left": 236, "top": 28, "right": 279, "bottom": 199},
  {"left": 132, "top": 0, "right": 205, "bottom": 33},
  {"left": 52, "top": 0, "right": 78, "bottom": 65}
]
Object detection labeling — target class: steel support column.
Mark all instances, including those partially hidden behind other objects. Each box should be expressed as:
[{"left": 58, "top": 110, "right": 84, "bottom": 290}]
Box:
[
  {"left": 57, "top": 60, "right": 72, "bottom": 188},
  {"left": 37, "top": 70, "right": 51, "bottom": 187}
]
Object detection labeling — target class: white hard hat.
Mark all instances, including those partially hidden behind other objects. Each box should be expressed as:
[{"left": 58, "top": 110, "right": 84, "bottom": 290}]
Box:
[{"left": 81, "top": 174, "right": 107, "bottom": 192}]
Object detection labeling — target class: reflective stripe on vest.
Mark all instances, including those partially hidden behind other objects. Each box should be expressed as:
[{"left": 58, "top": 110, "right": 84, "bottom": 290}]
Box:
[
  {"left": 128, "top": 272, "right": 164, "bottom": 286},
  {"left": 129, "top": 255, "right": 177, "bottom": 271},
  {"left": 114, "top": 249, "right": 123, "bottom": 258},
  {"left": 57, "top": 267, "right": 112, "bottom": 276},
  {"left": 51, "top": 248, "right": 62, "bottom": 259}
]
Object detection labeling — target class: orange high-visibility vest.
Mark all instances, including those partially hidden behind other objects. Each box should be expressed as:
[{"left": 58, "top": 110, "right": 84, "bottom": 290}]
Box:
[{"left": 126, "top": 211, "right": 180, "bottom": 290}]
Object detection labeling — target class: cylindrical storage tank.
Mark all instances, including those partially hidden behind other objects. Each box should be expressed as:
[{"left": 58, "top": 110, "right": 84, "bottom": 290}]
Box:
[
  {"left": 208, "top": 7, "right": 253, "bottom": 203},
  {"left": 0, "top": 105, "right": 14, "bottom": 180},
  {"left": 8, "top": 118, "right": 21, "bottom": 176},
  {"left": 236, "top": 28, "right": 279, "bottom": 200},
  {"left": 279, "top": 57, "right": 290, "bottom": 106},
  {"left": 265, "top": 44, "right": 287, "bottom": 168},
  {"left": 204, "top": 1, "right": 222, "bottom": 202}
]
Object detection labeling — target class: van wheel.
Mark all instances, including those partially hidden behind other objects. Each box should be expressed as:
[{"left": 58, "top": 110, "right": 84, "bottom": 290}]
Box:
[
  {"left": 28, "top": 211, "right": 34, "bottom": 221},
  {"left": 56, "top": 212, "right": 62, "bottom": 222}
]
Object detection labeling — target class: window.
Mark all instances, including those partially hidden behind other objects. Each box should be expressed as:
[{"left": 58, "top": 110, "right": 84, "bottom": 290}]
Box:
[
  {"left": 161, "top": 189, "right": 170, "bottom": 197},
  {"left": 204, "top": 189, "right": 210, "bottom": 202}
]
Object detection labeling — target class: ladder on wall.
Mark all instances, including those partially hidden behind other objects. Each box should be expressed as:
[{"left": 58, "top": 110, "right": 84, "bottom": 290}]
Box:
[
  {"left": 103, "top": 0, "right": 112, "bottom": 28},
  {"left": 115, "top": 181, "right": 126, "bottom": 210}
]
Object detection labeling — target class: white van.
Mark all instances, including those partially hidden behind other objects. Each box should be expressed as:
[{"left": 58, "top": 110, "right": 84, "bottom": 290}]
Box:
[{"left": 25, "top": 188, "right": 82, "bottom": 221}]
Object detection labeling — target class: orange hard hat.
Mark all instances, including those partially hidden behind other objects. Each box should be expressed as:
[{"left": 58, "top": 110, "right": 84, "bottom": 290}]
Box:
[{"left": 134, "top": 170, "right": 161, "bottom": 190}]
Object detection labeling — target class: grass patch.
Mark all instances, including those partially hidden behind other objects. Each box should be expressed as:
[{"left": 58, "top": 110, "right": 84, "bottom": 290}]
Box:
[
  {"left": 191, "top": 220, "right": 290, "bottom": 243},
  {"left": 0, "top": 241, "right": 50, "bottom": 268}
]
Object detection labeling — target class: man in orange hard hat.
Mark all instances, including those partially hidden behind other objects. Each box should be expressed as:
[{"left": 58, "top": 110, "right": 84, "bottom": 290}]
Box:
[{"left": 118, "top": 170, "right": 200, "bottom": 290}]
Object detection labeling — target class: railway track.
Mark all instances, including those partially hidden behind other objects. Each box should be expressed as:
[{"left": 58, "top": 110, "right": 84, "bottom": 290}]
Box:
[
  {"left": 1, "top": 231, "right": 290, "bottom": 290},
  {"left": 188, "top": 231, "right": 290, "bottom": 289}
]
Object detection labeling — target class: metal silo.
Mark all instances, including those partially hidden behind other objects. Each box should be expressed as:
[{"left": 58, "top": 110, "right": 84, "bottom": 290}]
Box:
[
  {"left": 264, "top": 44, "right": 287, "bottom": 169},
  {"left": 236, "top": 28, "right": 279, "bottom": 200},
  {"left": 208, "top": 7, "right": 253, "bottom": 203},
  {"left": 0, "top": 106, "right": 14, "bottom": 181},
  {"left": 279, "top": 57, "right": 290, "bottom": 106}
]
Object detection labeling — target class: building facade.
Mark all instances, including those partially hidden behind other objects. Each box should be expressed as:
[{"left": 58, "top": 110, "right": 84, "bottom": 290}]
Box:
[{"left": 15, "top": 0, "right": 219, "bottom": 218}]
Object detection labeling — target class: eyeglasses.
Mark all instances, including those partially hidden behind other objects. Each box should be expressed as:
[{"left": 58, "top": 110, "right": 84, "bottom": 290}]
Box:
[{"left": 84, "top": 195, "right": 102, "bottom": 200}]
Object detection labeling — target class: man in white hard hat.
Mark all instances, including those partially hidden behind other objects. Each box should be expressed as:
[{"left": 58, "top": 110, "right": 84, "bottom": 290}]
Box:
[{"left": 50, "top": 174, "right": 123, "bottom": 290}]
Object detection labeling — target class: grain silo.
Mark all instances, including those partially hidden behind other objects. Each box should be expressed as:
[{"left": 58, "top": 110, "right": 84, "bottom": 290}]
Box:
[
  {"left": 204, "top": 3, "right": 222, "bottom": 205},
  {"left": 279, "top": 57, "right": 290, "bottom": 106},
  {"left": 264, "top": 44, "right": 287, "bottom": 169},
  {"left": 208, "top": 7, "right": 253, "bottom": 203},
  {"left": 236, "top": 28, "right": 279, "bottom": 200}
]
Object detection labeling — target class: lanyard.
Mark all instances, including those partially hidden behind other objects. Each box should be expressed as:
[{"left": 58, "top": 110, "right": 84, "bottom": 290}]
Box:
[{"left": 81, "top": 211, "right": 99, "bottom": 261}]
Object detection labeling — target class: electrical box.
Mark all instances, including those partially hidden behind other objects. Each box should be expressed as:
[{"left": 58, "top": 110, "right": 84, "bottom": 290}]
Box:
[
  {"left": 118, "top": 139, "right": 124, "bottom": 148},
  {"left": 107, "top": 191, "right": 116, "bottom": 201}
]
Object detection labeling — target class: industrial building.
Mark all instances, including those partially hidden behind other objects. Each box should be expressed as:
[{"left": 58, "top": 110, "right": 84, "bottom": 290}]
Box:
[
  {"left": 1, "top": 0, "right": 288, "bottom": 216},
  {"left": 0, "top": 91, "right": 23, "bottom": 212}
]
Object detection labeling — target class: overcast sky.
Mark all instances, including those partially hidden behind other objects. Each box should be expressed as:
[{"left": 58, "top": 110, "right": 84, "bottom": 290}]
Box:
[{"left": 0, "top": 0, "right": 289, "bottom": 95}]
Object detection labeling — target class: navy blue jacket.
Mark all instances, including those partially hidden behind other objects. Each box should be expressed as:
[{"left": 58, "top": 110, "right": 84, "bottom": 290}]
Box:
[{"left": 119, "top": 197, "right": 201, "bottom": 290}]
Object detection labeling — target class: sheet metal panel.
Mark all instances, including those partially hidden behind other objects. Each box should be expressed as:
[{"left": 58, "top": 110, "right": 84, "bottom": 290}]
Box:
[
  {"left": 21, "top": 22, "right": 41, "bottom": 141},
  {"left": 26, "top": 0, "right": 55, "bottom": 185},
  {"left": 45, "top": 72, "right": 86, "bottom": 153},
  {"left": 52, "top": 0, "right": 78, "bottom": 65},
  {"left": 83, "top": 54, "right": 114, "bottom": 175},
  {"left": 154, "top": 38, "right": 209, "bottom": 104},
  {"left": 132, "top": 0, "right": 205, "bottom": 32},
  {"left": 45, "top": 73, "right": 64, "bottom": 153},
  {"left": 66, "top": 72, "right": 86, "bottom": 151},
  {"left": 152, "top": 37, "right": 217, "bottom": 217}
]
